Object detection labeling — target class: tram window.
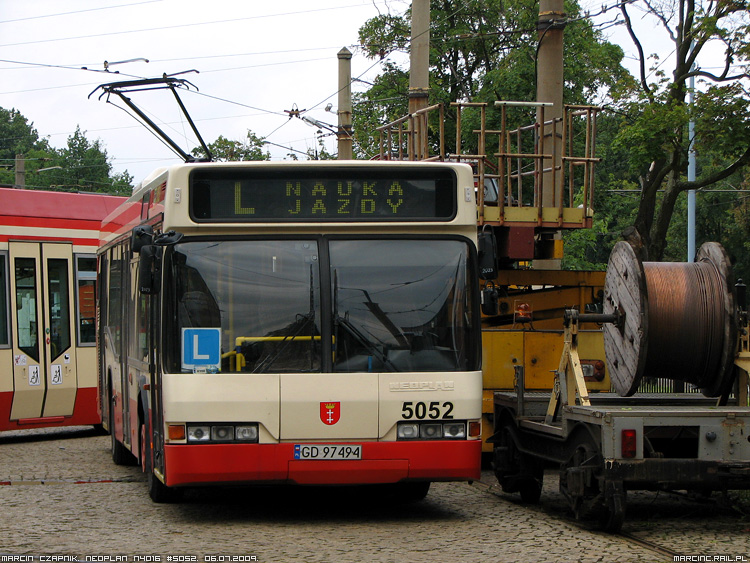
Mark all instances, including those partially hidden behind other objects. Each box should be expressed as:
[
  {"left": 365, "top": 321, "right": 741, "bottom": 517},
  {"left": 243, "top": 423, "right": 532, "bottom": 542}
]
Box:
[
  {"left": 76, "top": 255, "right": 97, "bottom": 346},
  {"left": 15, "top": 257, "right": 39, "bottom": 362},
  {"left": 48, "top": 258, "right": 71, "bottom": 358},
  {"left": 0, "top": 254, "right": 8, "bottom": 347}
]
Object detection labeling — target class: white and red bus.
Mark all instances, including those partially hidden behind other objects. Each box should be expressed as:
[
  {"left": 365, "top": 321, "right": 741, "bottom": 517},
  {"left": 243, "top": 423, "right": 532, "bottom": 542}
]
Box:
[
  {"left": 0, "top": 186, "right": 125, "bottom": 431},
  {"left": 98, "top": 161, "right": 482, "bottom": 502}
]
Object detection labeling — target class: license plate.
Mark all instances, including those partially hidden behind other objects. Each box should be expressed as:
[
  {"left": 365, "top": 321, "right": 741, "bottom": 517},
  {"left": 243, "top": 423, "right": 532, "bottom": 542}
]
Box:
[{"left": 294, "top": 444, "right": 362, "bottom": 460}]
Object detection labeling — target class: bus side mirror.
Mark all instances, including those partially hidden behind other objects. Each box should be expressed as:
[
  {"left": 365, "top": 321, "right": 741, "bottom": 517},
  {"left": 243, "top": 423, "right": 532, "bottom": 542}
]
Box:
[
  {"left": 132, "top": 225, "right": 154, "bottom": 254},
  {"left": 139, "top": 245, "right": 162, "bottom": 295},
  {"left": 477, "top": 227, "right": 498, "bottom": 281}
]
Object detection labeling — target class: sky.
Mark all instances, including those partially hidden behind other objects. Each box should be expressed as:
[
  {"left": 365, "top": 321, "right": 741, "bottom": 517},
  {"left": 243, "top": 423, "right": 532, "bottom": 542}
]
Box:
[
  {"left": 0, "top": 0, "right": 731, "bottom": 186},
  {"left": 0, "top": 0, "right": 411, "bottom": 183}
]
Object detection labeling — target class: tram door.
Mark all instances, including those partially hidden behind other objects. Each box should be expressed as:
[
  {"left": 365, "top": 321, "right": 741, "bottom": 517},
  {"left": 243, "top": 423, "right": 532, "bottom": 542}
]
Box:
[{"left": 9, "top": 242, "right": 77, "bottom": 420}]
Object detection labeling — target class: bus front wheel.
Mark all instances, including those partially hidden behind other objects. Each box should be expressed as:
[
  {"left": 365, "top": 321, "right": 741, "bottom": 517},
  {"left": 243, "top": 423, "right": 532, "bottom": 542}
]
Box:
[{"left": 141, "top": 421, "right": 182, "bottom": 503}]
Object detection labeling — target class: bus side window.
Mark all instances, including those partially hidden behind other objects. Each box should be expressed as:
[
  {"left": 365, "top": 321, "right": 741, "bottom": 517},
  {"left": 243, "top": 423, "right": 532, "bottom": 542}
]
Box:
[{"left": 107, "top": 246, "right": 124, "bottom": 359}]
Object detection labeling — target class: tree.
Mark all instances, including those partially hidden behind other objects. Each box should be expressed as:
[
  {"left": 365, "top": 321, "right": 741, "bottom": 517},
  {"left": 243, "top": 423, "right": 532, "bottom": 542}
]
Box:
[
  {"left": 352, "top": 62, "right": 410, "bottom": 159},
  {"left": 35, "top": 126, "right": 133, "bottom": 196},
  {"left": 193, "top": 131, "right": 270, "bottom": 162},
  {"left": 0, "top": 107, "right": 51, "bottom": 186},
  {"left": 0, "top": 110, "right": 132, "bottom": 195},
  {"left": 613, "top": 0, "right": 750, "bottom": 261}
]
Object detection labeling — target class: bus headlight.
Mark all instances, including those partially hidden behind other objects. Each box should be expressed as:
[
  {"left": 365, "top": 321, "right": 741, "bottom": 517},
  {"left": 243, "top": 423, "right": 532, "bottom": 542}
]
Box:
[
  {"left": 187, "top": 425, "right": 211, "bottom": 442},
  {"left": 420, "top": 423, "right": 443, "bottom": 439},
  {"left": 185, "top": 423, "right": 259, "bottom": 443},
  {"left": 235, "top": 425, "right": 259, "bottom": 442},
  {"left": 397, "top": 421, "right": 468, "bottom": 440},
  {"left": 211, "top": 425, "right": 235, "bottom": 442},
  {"left": 397, "top": 423, "right": 420, "bottom": 440},
  {"left": 443, "top": 422, "right": 466, "bottom": 439}
]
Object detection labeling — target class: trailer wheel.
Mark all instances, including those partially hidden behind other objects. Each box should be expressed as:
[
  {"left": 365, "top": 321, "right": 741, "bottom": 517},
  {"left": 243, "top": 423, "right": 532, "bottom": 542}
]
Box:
[
  {"left": 559, "top": 438, "right": 602, "bottom": 520},
  {"left": 560, "top": 434, "right": 626, "bottom": 532},
  {"left": 494, "top": 423, "right": 543, "bottom": 504},
  {"left": 600, "top": 481, "right": 626, "bottom": 533}
]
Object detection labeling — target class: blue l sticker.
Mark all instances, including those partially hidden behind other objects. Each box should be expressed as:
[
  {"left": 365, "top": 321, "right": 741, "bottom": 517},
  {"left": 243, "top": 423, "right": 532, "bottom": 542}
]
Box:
[{"left": 181, "top": 327, "right": 221, "bottom": 371}]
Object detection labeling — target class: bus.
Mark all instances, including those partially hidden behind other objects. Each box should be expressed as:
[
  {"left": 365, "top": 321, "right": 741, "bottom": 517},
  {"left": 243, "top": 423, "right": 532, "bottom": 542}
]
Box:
[
  {"left": 0, "top": 186, "right": 125, "bottom": 432},
  {"left": 98, "top": 161, "right": 482, "bottom": 502}
]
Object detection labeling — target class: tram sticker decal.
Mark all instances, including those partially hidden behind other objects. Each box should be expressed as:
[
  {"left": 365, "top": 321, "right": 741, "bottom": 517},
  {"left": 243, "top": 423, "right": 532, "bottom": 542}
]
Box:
[
  {"left": 51, "top": 364, "right": 63, "bottom": 385},
  {"left": 181, "top": 327, "right": 221, "bottom": 372},
  {"left": 320, "top": 402, "right": 341, "bottom": 425},
  {"left": 28, "top": 365, "right": 40, "bottom": 386},
  {"left": 14, "top": 354, "right": 27, "bottom": 367}
]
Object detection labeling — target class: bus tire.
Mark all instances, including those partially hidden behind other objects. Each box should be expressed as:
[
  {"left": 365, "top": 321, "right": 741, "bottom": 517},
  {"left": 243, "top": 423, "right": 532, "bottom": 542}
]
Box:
[
  {"left": 142, "top": 421, "right": 182, "bottom": 503},
  {"left": 110, "top": 396, "right": 135, "bottom": 466},
  {"left": 147, "top": 470, "right": 182, "bottom": 503},
  {"left": 397, "top": 481, "right": 431, "bottom": 502}
]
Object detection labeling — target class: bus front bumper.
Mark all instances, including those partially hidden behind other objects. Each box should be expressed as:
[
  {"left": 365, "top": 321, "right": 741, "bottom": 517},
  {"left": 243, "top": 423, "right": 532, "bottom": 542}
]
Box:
[{"left": 163, "top": 440, "right": 481, "bottom": 487}]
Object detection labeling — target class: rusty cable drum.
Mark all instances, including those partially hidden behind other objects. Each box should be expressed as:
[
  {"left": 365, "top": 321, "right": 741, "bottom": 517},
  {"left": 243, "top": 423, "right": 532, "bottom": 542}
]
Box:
[{"left": 602, "top": 241, "right": 737, "bottom": 397}]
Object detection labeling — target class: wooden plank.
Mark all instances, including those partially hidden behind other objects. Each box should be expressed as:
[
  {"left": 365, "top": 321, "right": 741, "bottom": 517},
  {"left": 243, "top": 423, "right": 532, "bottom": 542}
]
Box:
[{"left": 603, "top": 241, "right": 648, "bottom": 396}]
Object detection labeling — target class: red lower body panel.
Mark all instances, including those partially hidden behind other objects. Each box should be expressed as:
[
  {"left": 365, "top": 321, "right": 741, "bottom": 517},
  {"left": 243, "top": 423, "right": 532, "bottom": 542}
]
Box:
[
  {"left": 0, "top": 387, "right": 101, "bottom": 432},
  {"left": 164, "top": 440, "right": 481, "bottom": 487}
]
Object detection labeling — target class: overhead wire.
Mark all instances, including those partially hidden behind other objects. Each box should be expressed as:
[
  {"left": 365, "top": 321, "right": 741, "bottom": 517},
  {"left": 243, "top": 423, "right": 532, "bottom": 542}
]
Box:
[
  {"left": 0, "top": 1, "right": 163, "bottom": 24},
  {"left": 0, "top": 3, "right": 411, "bottom": 166},
  {"left": 0, "top": 3, "right": 385, "bottom": 49}
]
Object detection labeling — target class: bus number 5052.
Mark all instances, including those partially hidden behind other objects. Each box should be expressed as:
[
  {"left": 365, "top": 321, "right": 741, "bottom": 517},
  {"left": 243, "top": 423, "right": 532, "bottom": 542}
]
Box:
[{"left": 401, "top": 401, "right": 454, "bottom": 420}]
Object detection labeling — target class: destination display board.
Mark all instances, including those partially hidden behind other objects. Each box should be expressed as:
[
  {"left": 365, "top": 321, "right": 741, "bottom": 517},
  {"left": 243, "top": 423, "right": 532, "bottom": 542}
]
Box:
[{"left": 189, "top": 166, "right": 457, "bottom": 222}]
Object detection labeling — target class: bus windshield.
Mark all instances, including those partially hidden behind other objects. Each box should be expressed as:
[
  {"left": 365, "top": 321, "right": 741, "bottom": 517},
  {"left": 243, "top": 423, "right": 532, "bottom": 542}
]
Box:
[
  {"left": 164, "top": 238, "right": 477, "bottom": 374},
  {"left": 330, "top": 239, "right": 474, "bottom": 372}
]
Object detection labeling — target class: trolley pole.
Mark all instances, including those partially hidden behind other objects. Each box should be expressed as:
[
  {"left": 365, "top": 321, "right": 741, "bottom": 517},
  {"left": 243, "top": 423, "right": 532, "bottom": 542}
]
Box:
[
  {"left": 536, "top": 0, "right": 566, "bottom": 207},
  {"left": 409, "top": 0, "right": 430, "bottom": 158},
  {"left": 337, "top": 47, "right": 353, "bottom": 160}
]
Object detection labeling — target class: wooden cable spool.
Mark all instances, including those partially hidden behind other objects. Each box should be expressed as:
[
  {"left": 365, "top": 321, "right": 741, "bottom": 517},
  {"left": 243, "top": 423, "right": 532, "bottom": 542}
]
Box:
[{"left": 602, "top": 241, "right": 737, "bottom": 397}]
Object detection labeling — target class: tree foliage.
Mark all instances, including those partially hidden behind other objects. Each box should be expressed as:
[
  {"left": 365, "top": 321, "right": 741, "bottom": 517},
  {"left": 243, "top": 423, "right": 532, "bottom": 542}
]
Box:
[
  {"left": 0, "top": 109, "right": 133, "bottom": 195},
  {"left": 193, "top": 131, "right": 270, "bottom": 162},
  {"left": 0, "top": 108, "right": 50, "bottom": 186},
  {"left": 613, "top": 0, "right": 750, "bottom": 261}
]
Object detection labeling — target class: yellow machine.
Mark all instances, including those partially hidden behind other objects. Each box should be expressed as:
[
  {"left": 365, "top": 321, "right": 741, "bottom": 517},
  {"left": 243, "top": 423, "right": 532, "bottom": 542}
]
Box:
[{"left": 479, "top": 270, "right": 609, "bottom": 451}]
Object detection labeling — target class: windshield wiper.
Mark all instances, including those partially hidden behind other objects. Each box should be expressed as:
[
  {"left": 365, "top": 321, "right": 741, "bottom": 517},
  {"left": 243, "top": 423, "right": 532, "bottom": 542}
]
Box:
[
  {"left": 252, "top": 265, "right": 317, "bottom": 373},
  {"left": 332, "top": 268, "right": 398, "bottom": 372},
  {"left": 334, "top": 314, "right": 398, "bottom": 372},
  {"left": 360, "top": 289, "right": 409, "bottom": 348},
  {"left": 251, "top": 313, "right": 316, "bottom": 373}
]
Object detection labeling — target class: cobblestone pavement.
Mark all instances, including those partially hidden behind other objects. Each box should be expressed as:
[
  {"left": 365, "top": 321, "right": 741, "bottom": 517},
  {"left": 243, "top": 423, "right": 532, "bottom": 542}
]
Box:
[{"left": 1, "top": 426, "right": 749, "bottom": 562}]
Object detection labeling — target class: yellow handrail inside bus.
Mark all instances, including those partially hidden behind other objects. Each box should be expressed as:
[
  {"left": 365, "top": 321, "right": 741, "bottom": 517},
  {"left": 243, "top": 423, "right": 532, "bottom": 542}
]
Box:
[
  {"left": 228, "top": 335, "right": 325, "bottom": 372},
  {"left": 234, "top": 336, "right": 323, "bottom": 346}
]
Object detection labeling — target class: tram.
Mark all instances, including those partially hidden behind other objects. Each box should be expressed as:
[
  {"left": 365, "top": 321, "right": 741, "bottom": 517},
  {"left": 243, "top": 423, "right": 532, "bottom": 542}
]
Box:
[
  {"left": 98, "top": 161, "right": 483, "bottom": 502},
  {"left": 0, "top": 186, "right": 124, "bottom": 431}
]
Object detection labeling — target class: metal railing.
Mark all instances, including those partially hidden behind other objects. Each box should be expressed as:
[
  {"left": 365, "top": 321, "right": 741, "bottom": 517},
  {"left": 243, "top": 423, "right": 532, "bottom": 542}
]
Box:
[{"left": 376, "top": 101, "right": 600, "bottom": 229}]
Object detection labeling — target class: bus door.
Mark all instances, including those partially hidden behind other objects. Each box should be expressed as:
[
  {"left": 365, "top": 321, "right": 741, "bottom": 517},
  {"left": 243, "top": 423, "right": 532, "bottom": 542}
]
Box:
[{"left": 9, "top": 242, "right": 77, "bottom": 421}]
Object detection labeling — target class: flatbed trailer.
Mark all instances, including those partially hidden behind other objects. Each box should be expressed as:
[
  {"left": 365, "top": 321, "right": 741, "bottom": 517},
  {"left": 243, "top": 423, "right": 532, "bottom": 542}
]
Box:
[{"left": 492, "top": 390, "right": 750, "bottom": 531}]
